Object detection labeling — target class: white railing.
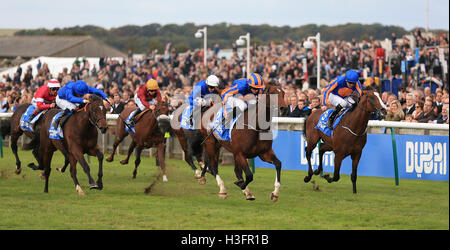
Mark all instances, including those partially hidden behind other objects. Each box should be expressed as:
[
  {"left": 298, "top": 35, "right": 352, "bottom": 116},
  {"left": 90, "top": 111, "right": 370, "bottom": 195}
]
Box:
[{"left": 1, "top": 113, "right": 448, "bottom": 131}]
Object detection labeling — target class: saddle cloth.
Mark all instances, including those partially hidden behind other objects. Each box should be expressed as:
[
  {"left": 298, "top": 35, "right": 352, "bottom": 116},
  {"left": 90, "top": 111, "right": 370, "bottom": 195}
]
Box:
[
  {"left": 49, "top": 111, "right": 65, "bottom": 140},
  {"left": 20, "top": 105, "right": 46, "bottom": 133},
  {"left": 314, "top": 108, "right": 349, "bottom": 137},
  {"left": 125, "top": 109, "right": 150, "bottom": 134},
  {"left": 208, "top": 107, "right": 241, "bottom": 141},
  {"left": 180, "top": 105, "right": 195, "bottom": 130}
]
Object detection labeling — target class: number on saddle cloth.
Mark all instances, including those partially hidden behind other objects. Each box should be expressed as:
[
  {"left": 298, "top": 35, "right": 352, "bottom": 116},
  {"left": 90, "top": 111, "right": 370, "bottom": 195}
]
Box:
[{"left": 314, "top": 108, "right": 349, "bottom": 136}]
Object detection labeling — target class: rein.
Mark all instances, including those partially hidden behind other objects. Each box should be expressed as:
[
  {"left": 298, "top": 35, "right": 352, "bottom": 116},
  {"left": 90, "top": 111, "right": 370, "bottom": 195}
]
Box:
[{"left": 77, "top": 102, "right": 106, "bottom": 130}]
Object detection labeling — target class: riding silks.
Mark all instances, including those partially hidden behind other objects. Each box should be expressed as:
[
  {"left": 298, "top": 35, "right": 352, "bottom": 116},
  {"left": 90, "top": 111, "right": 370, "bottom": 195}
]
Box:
[{"left": 314, "top": 108, "right": 349, "bottom": 137}]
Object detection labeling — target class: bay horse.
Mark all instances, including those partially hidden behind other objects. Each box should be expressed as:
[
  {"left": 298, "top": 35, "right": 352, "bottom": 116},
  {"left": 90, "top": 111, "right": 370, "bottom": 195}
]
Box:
[
  {"left": 9, "top": 103, "right": 68, "bottom": 175},
  {"left": 105, "top": 101, "right": 171, "bottom": 187},
  {"left": 199, "top": 84, "right": 287, "bottom": 201},
  {"left": 303, "top": 89, "right": 387, "bottom": 193},
  {"left": 35, "top": 94, "right": 108, "bottom": 194}
]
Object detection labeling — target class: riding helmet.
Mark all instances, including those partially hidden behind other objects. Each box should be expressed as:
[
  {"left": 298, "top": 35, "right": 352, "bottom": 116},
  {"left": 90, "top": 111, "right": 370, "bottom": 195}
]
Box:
[
  {"left": 345, "top": 70, "right": 359, "bottom": 84},
  {"left": 206, "top": 75, "right": 219, "bottom": 87},
  {"left": 248, "top": 73, "right": 264, "bottom": 89},
  {"left": 146, "top": 79, "right": 159, "bottom": 90}
]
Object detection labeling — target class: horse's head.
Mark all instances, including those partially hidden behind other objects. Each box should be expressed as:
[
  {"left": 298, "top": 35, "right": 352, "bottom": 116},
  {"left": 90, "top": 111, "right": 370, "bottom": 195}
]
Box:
[
  {"left": 263, "top": 84, "right": 288, "bottom": 116},
  {"left": 360, "top": 90, "right": 388, "bottom": 118},
  {"left": 155, "top": 100, "right": 171, "bottom": 135},
  {"left": 86, "top": 94, "right": 108, "bottom": 134}
]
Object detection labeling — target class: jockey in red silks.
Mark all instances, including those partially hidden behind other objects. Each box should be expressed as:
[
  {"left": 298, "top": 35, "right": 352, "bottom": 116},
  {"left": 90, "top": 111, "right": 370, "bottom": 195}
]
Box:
[
  {"left": 31, "top": 79, "right": 60, "bottom": 115},
  {"left": 130, "top": 78, "right": 162, "bottom": 124},
  {"left": 321, "top": 70, "right": 363, "bottom": 129}
]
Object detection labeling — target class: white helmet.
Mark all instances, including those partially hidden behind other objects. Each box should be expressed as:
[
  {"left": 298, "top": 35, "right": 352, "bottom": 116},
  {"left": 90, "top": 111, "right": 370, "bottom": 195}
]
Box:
[{"left": 206, "top": 75, "right": 219, "bottom": 87}]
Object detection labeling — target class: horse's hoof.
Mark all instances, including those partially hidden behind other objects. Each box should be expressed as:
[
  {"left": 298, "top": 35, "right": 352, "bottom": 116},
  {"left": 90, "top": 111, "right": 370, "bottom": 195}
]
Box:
[
  {"left": 56, "top": 167, "right": 62, "bottom": 172},
  {"left": 246, "top": 196, "right": 256, "bottom": 201},
  {"left": 270, "top": 193, "right": 279, "bottom": 202},
  {"left": 120, "top": 160, "right": 128, "bottom": 165},
  {"left": 162, "top": 175, "right": 168, "bottom": 182},
  {"left": 313, "top": 169, "right": 321, "bottom": 175},
  {"left": 198, "top": 177, "right": 206, "bottom": 185},
  {"left": 76, "top": 185, "right": 85, "bottom": 195},
  {"left": 194, "top": 170, "right": 202, "bottom": 179},
  {"left": 304, "top": 176, "right": 311, "bottom": 183},
  {"left": 89, "top": 184, "right": 99, "bottom": 189},
  {"left": 15, "top": 168, "right": 21, "bottom": 175},
  {"left": 218, "top": 193, "right": 227, "bottom": 199},
  {"left": 39, "top": 172, "right": 45, "bottom": 180},
  {"left": 105, "top": 157, "right": 113, "bottom": 162}
]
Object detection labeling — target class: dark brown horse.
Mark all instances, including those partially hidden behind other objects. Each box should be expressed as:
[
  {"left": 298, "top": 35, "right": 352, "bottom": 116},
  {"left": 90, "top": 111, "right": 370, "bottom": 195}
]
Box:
[
  {"left": 303, "top": 90, "right": 387, "bottom": 193},
  {"left": 9, "top": 104, "right": 68, "bottom": 174},
  {"left": 199, "top": 84, "right": 287, "bottom": 201},
  {"left": 105, "top": 101, "right": 171, "bottom": 186},
  {"left": 35, "top": 94, "right": 108, "bottom": 194}
]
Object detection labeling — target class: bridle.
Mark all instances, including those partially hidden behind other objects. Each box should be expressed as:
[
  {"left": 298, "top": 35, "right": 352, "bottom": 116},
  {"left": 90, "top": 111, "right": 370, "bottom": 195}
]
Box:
[{"left": 78, "top": 101, "right": 106, "bottom": 130}]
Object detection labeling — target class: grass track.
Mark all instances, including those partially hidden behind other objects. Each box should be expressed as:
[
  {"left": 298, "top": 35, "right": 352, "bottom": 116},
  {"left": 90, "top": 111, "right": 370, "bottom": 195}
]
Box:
[{"left": 0, "top": 149, "right": 448, "bottom": 230}]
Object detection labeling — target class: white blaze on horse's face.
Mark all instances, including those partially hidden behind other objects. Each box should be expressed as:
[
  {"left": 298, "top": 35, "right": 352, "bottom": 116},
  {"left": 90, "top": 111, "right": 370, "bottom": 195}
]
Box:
[{"left": 373, "top": 92, "right": 388, "bottom": 110}]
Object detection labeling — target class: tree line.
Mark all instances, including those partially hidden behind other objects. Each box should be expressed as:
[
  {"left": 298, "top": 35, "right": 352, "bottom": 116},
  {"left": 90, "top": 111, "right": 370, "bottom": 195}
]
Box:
[{"left": 15, "top": 22, "right": 439, "bottom": 54}]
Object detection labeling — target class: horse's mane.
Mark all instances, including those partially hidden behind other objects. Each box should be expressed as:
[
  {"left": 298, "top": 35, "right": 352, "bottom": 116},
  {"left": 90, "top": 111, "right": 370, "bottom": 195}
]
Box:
[{"left": 89, "top": 94, "right": 103, "bottom": 102}]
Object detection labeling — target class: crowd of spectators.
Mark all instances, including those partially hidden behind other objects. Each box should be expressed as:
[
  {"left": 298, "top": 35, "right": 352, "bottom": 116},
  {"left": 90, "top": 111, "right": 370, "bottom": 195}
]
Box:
[{"left": 0, "top": 30, "right": 448, "bottom": 125}]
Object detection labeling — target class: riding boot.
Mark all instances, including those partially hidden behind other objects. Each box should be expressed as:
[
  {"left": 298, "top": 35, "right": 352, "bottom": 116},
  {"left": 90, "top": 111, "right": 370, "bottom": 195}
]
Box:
[
  {"left": 130, "top": 109, "right": 142, "bottom": 125},
  {"left": 221, "top": 107, "right": 237, "bottom": 129},
  {"left": 53, "top": 109, "right": 71, "bottom": 130},
  {"left": 327, "top": 104, "right": 343, "bottom": 130}
]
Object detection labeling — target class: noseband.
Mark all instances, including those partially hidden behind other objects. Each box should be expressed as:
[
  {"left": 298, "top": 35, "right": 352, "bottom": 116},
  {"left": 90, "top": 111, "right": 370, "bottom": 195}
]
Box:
[{"left": 78, "top": 102, "right": 106, "bottom": 130}]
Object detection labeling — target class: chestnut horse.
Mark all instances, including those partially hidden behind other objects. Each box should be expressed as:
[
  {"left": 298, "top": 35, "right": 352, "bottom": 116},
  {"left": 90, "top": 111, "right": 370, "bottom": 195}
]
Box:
[
  {"left": 105, "top": 101, "right": 171, "bottom": 188},
  {"left": 199, "top": 84, "right": 287, "bottom": 201},
  {"left": 303, "top": 90, "right": 387, "bottom": 193},
  {"left": 34, "top": 94, "right": 108, "bottom": 194}
]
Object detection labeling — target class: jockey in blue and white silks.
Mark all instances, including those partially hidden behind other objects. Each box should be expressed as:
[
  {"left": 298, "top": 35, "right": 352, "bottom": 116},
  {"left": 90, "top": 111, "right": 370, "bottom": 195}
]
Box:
[
  {"left": 220, "top": 73, "right": 265, "bottom": 125},
  {"left": 53, "top": 80, "right": 108, "bottom": 129},
  {"left": 321, "top": 70, "right": 363, "bottom": 129},
  {"left": 181, "top": 75, "right": 220, "bottom": 130}
]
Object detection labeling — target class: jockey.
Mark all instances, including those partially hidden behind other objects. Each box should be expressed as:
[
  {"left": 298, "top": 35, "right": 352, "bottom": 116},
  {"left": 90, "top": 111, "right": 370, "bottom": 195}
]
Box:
[
  {"left": 53, "top": 80, "right": 108, "bottom": 129},
  {"left": 28, "top": 79, "right": 60, "bottom": 120},
  {"left": 130, "top": 78, "right": 162, "bottom": 124},
  {"left": 183, "top": 75, "right": 220, "bottom": 127},
  {"left": 221, "top": 73, "right": 265, "bottom": 126},
  {"left": 321, "top": 69, "right": 363, "bottom": 129}
]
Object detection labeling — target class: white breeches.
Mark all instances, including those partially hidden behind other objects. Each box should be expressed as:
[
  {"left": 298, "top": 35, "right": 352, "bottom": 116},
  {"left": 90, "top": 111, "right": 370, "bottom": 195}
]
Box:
[
  {"left": 328, "top": 93, "right": 355, "bottom": 108},
  {"left": 55, "top": 96, "right": 78, "bottom": 111},
  {"left": 135, "top": 95, "right": 157, "bottom": 111},
  {"left": 224, "top": 96, "right": 247, "bottom": 113}
]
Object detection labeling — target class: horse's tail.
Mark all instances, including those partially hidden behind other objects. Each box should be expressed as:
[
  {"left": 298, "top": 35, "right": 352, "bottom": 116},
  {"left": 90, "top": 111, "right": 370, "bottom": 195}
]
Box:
[
  {"left": 302, "top": 116, "right": 308, "bottom": 140},
  {"left": 1, "top": 118, "right": 11, "bottom": 139}
]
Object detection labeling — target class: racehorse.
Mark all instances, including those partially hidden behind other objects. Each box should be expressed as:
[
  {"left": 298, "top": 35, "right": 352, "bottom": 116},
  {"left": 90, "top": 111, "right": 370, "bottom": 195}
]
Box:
[
  {"left": 35, "top": 94, "right": 108, "bottom": 194},
  {"left": 105, "top": 101, "right": 171, "bottom": 187},
  {"left": 303, "top": 89, "right": 387, "bottom": 193},
  {"left": 199, "top": 83, "right": 287, "bottom": 201},
  {"left": 8, "top": 104, "right": 68, "bottom": 175}
]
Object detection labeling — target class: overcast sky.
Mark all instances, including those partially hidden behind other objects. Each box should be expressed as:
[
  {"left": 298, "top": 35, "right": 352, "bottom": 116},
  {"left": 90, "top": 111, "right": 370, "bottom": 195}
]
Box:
[{"left": 1, "top": 0, "right": 448, "bottom": 31}]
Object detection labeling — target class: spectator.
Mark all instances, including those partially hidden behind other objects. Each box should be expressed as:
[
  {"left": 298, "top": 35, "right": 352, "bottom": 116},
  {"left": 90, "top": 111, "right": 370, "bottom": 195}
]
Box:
[
  {"left": 297, "top": 99, "right": 312, "bottom": 117},
  {"left": 403, "top": 93, "right": 416, "bottom": 115},
  {"left": 415, "top": 100, "right": 437, "bottom": 123},
  {"left": 285, "top": 95, "right": 301, "bottom": 117},
  {"left": 385, "top": 100, "right": 405, "bottom": 121},
  {"left": 411, "top": 101, "right": 424, "bottom": 121},
  {"left": 110, "top": 93, "right": 126, "bottom": 114}
]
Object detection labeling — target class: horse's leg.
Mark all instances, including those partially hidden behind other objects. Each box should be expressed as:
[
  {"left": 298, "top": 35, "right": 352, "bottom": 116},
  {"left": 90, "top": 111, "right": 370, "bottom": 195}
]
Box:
[
  {"left": 132, "top": 145, "right": 143, "bottom": 179},
  {"left": 259, "top": 149, "right": 282, "bottom": 202},
  {"left": 234, "top": 153, "right": 255, "bottom": 201},
  {"left": 89, "top": 145, "right": 104, "bottom": 190},
  {"left": 304, "top": 133, "right": 320, "bottom": 183},
  {"left": 323, "top": 152, "right": 344, "bottom": 183},
  {"left": 350, "top": 151, "right": 362, "bottom": 194},
  {"left": 72, "top": 149, "right": 98, "bottom": 189},
  {"left": 157, "top": 142, "right": 168, "bottom": 182},
  {"left": 106, "top": 129, "right": 128, "bottom": 162},
  {"left": 58, "top": 155, "right": 70, "bottom": 173},
  {"left": 42, "top": 154, "right": 52, "bottom": 193},
  {"left": 27, "top": 142, "right": 44, "bottom": 171},
  {"left": 10, "top": 131, "right": 23, "bottom": 174},
  {"left": 66, "top": 154, "right": 81, "bottom": 195},
  {"left": 120, "top": 140, "right": 136, "bottom": 165},
  {"left": 314, "top": 143, "right": 332, "bottom": 176}
]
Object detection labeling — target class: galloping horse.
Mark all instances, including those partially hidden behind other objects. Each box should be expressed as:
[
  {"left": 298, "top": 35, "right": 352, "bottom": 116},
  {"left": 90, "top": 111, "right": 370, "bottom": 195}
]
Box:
[
  {"left": 105, "top": 101, "right": 171, "bottom": 185},
  {"left": 8, "top": 104, "right": 68, "bottom": 174},
  {"left": 35, "top": 94, "right": 108, "bottom": 194},
  {"left": 200, "top": 84, "right": 287, "bottom": 201},
  {"left": 303, "top": 89, "right": 387, "bottom": 193}
]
